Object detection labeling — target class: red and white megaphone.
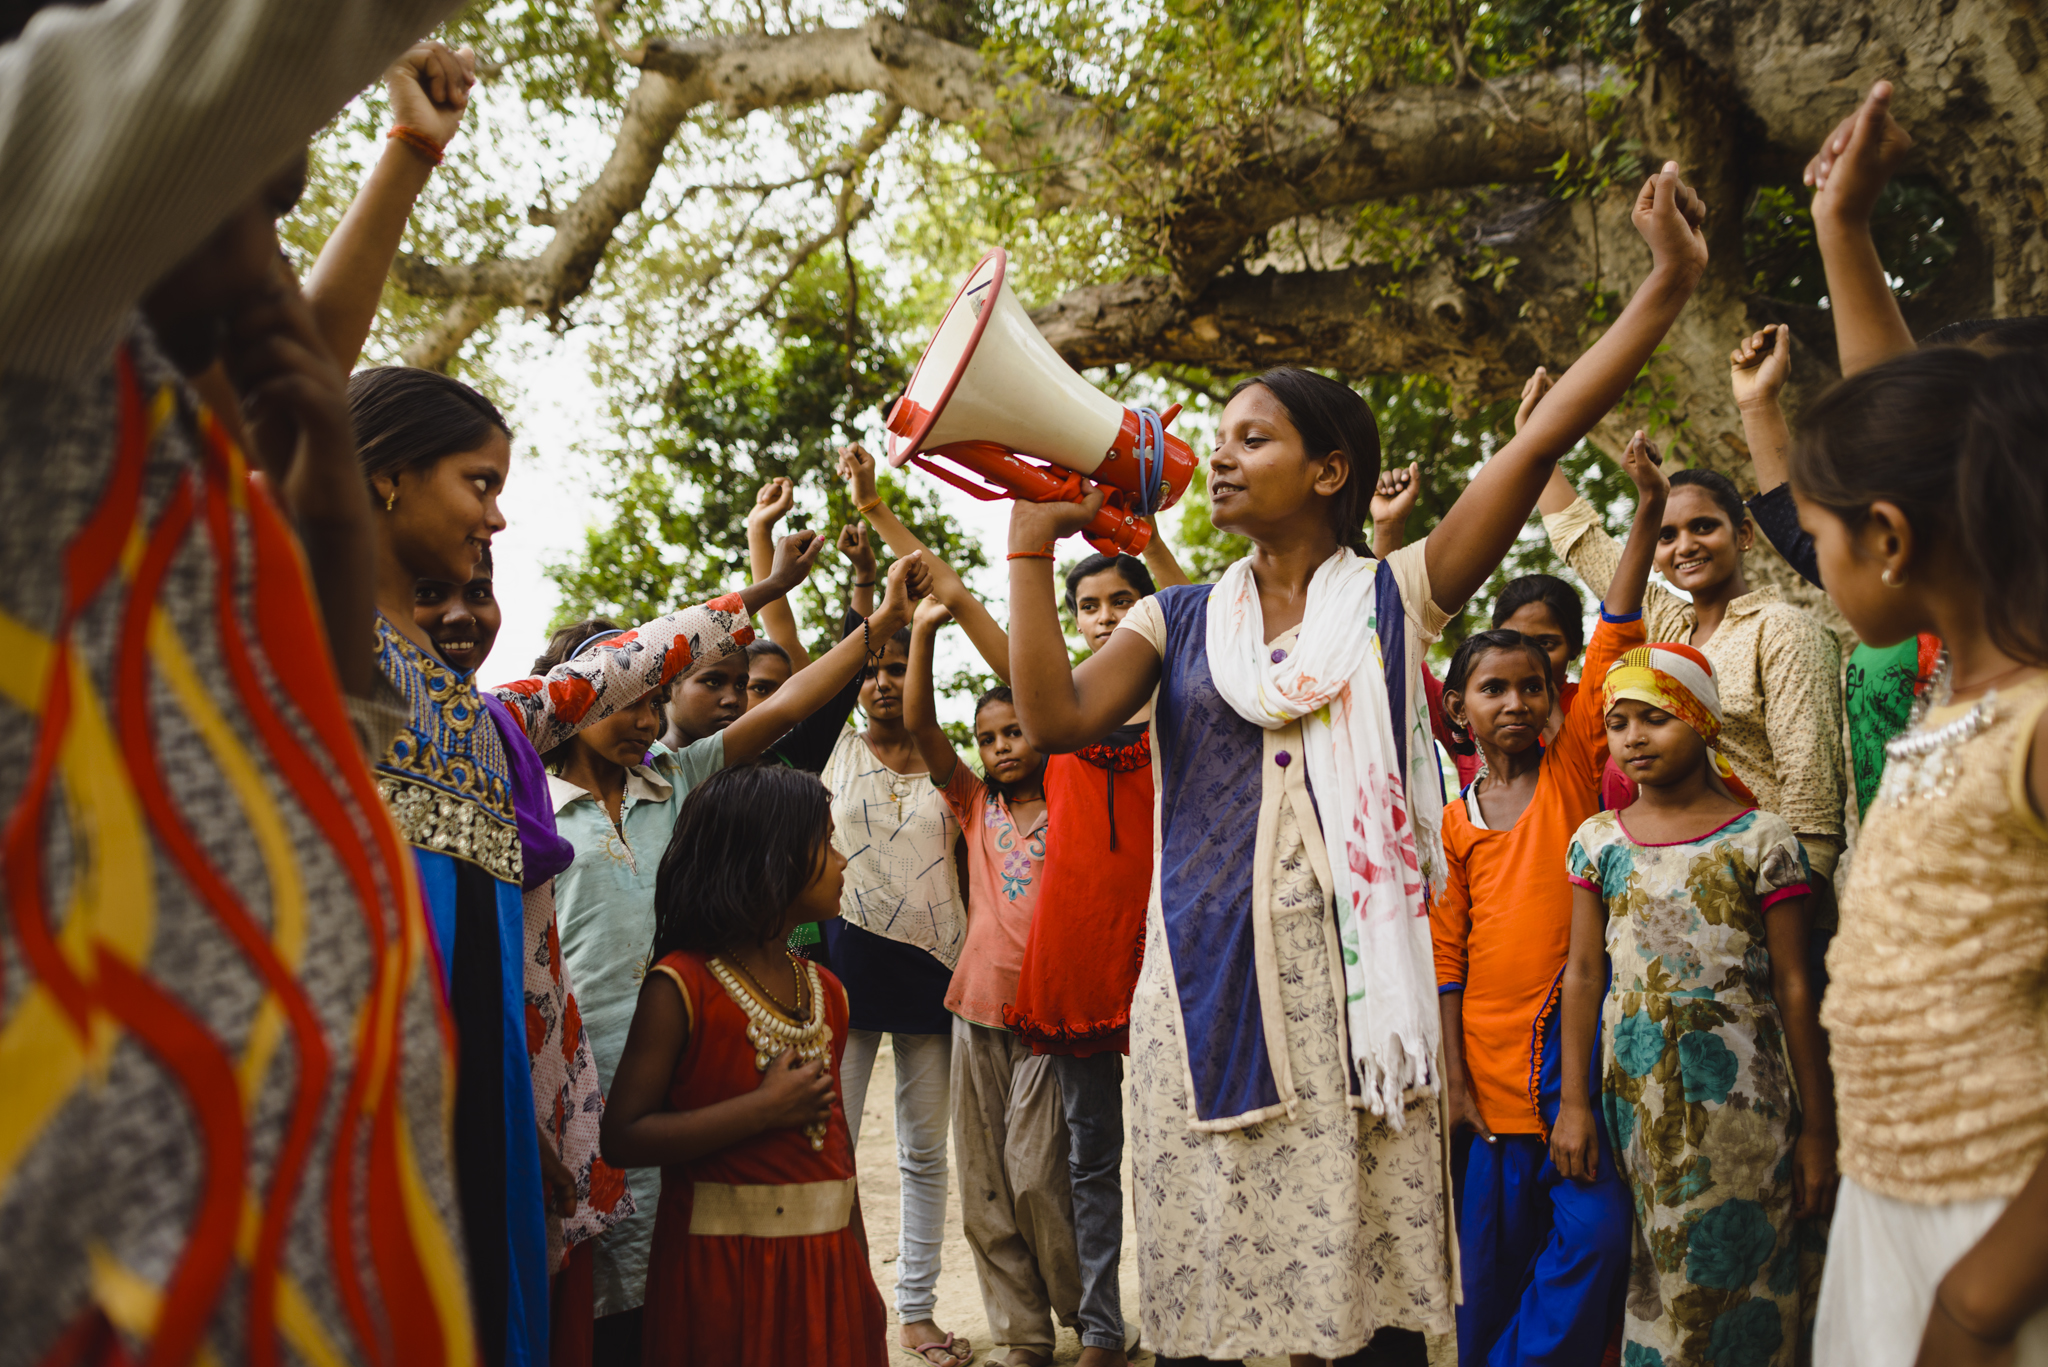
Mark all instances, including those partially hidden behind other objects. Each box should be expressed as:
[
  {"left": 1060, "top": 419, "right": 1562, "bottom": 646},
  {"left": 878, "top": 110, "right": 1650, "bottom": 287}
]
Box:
[{"left": 883, "top": 248, "right": 1196, "bottom": 556}]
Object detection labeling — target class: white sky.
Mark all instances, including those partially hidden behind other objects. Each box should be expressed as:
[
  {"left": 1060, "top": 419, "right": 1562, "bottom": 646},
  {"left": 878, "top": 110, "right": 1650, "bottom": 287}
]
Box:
[{"left": 475, "top": 320, "right": 1032, "bottom": 731}]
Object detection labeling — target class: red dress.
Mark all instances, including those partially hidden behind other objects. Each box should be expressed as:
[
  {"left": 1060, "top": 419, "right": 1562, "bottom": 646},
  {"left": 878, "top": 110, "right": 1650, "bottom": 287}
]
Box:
[{"left": 640, "top": 951, "right": 887, "bottom": 1366}]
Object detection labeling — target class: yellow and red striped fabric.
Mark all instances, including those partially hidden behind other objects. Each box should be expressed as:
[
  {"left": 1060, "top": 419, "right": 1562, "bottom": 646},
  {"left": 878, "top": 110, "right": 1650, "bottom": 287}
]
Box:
[{"left": 0, "top": 334, "right": 474, "bottom": 1366}]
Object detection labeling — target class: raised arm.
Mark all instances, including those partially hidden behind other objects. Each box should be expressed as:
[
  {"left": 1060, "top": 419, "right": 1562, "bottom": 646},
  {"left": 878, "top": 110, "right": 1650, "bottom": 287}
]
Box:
[
  {"left": 837, "top": 522, "right": 877, "bottom": 619},
  {"left": 718, "top": 553, "right": 926, "bottom": 765},
  {"left": 840, "top": 443, "right": 1011, "bottom": 682},
  {"left": 490, "top": 533, "right": 822, "bottom": 754},
  {"left": 0, "top": 0, "right": 463, "bottom": 379},
  {"left": 741, "top": 478, "right": 812, "bottom": 671},
  {"left": 1730, "top": 326, "right": 1795, "bottom": 493},
  {"left": 302, "top": 40, "right": 474, "bottom": 373},
  {"left": 903, "top": 598, "right": 961, "bottom": 787},
  {"left": 1369, "top": 462, "right": 1421, "bottom": 558},
  {"left": 1142, "top": 517, "right": 1193, "bottom": 588},
  {"left": 1805, "top": 81, "right": 1918, "bottom": 376},
  {"left": 1424, "top": 163, "right": 1708, "bottom": 614},
  {"left": 1606, "top": 432, "right": 1668, "bottom": 621},
  {"left": 1005, "top": 495, "right": 1163, "bottom": 753}
]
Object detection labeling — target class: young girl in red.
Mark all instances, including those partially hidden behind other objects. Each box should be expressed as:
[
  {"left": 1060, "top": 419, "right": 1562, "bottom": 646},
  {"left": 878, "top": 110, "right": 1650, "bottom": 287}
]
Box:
[{"left": 600, "top": 765, "right": 887, "bottom": 1366}]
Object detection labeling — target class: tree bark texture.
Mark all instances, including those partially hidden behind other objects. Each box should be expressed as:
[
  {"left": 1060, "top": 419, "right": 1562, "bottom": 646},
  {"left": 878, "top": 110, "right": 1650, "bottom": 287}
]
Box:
[{"left": 400, "top": 0, "right": 2047, "bottom": 541}]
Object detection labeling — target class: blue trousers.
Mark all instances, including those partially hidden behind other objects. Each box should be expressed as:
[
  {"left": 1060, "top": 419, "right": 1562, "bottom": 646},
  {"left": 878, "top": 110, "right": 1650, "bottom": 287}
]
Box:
[{"left": 1453, "top": 992, "right": 1630, "bottom": 1366}]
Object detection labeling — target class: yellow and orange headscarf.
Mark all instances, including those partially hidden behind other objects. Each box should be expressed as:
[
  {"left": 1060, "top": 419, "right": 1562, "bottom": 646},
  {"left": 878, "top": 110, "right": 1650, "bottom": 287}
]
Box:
[{"left": 1602, "top": 643, "right": 1757, "bottom": 802}]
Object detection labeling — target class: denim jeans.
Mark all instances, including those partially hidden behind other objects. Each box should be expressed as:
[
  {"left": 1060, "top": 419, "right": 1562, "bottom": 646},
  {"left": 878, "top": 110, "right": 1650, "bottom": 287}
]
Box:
[
  {"left": 840, "top": 1028, "right": 953, "bottom": 1324},
  {"left": 1051, "top": 1050, "right": 1128, "bottom": 1350}
]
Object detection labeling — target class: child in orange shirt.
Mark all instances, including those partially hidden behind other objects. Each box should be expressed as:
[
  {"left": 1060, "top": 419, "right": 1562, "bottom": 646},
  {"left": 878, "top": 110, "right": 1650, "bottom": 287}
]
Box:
[{"left": 1432, "top": 431, "right": 1665, "bottom": 1365}]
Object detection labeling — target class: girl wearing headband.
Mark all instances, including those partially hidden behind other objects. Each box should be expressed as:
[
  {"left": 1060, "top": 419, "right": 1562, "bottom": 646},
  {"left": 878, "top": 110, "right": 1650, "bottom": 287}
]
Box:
[{"left": 1551, "top": 630, "right": 1837, "bottom": 1366}]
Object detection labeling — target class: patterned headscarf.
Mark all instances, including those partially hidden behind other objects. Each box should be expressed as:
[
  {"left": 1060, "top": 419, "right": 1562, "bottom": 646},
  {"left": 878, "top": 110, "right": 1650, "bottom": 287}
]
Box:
[
  {"left": 1602, "top": 643, "right": 1755, "bottom": 799},
  {"left": 1602, "top": 643, "right": 1723, "bottom": 741}
]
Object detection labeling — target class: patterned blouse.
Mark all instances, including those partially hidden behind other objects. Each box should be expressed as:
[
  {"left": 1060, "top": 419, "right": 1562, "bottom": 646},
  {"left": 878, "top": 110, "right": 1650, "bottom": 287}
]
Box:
[{"left": 1544, "top": 498, "right": 1846, "bottom": 872}]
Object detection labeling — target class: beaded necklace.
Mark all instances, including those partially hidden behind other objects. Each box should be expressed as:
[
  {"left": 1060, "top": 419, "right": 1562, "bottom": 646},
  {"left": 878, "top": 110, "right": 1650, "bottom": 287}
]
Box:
[
  {"left": 1880, "top": 651, "right": 2001, "bottom": 805},
  {"left": 707, "top": 952, "right": 832, "bottom": 1151}
]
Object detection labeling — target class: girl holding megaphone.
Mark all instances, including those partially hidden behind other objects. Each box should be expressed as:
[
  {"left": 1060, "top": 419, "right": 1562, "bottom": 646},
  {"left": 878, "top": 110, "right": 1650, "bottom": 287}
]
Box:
[{"left": 1003, "top": 164, "right": 1711, "bottom": 1367}]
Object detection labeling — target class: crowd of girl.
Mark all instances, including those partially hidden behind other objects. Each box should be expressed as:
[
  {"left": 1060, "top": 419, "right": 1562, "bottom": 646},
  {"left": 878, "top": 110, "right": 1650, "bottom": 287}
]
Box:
[{"left": 2, "top": 5, "right": 2045, "bottom": 1366}]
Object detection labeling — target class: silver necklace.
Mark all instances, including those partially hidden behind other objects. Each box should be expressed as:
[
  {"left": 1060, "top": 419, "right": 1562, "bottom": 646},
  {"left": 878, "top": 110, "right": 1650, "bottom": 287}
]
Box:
[{"left": 1879, "top": 651, "right": 1999, "bottom": 805}]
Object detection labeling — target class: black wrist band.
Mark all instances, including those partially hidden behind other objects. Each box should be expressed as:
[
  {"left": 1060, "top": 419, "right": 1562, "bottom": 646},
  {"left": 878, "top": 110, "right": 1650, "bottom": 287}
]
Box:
[{"left": 851, "top": 579, "right": 875, "bottom": 588}]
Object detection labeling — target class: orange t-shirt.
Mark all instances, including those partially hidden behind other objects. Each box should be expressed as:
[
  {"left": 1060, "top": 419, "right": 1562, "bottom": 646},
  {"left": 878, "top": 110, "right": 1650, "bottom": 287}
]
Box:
[{"left": 1429, "top": 613, "right": 1642, "bottom": 1134}]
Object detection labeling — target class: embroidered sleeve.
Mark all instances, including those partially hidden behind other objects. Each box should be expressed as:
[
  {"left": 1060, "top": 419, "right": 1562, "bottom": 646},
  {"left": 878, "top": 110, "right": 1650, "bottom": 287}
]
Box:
[
  {"left": 1542, "top": 497, "right": 1692, "bottom": 647},
  {"left": 1756, "top": 607, "right": 1847, "bottom": 840},
  {"left": 1754, "top": 815, "right": 1813, "bottom": 909},
  {"left": 490, "top": 592, "right": 753, "bottom": 756},
  {"left": 1565, "top": 821, "right": 1603, "bottom": 892}
]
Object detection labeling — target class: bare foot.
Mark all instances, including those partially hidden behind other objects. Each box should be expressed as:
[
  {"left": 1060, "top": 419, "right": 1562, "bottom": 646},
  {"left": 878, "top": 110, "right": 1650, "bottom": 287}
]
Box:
[
  {"left": 1004, "top": 1351, "right": 1051, "bottom": 1367},
  {"left": 1075, "top": 1348, "right": 1130, "bottom": 1367},
  {"left": 897, "top": 1322, "right": 969, "bottom": 1367}
]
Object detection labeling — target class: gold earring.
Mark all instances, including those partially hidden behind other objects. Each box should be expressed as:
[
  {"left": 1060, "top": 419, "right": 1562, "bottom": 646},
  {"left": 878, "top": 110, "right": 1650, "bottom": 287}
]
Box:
[{"left": 384, "top": 489, "right": 397, "bottom": 512}]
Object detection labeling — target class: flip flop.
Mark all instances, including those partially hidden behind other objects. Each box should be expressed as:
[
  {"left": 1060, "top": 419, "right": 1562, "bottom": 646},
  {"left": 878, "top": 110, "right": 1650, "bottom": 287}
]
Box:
[{"left": 899, "top": 1333, "right": 970, "bottom": 1367}]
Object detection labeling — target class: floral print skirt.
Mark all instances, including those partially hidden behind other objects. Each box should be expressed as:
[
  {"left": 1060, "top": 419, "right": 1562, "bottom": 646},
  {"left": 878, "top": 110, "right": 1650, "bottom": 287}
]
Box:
[
  {"left": 1127, "top": 812, "right": 1454, "bottom": 1359},
  {"left": 1603, "top": 989, "right": 1826, "bottom": 1367}
]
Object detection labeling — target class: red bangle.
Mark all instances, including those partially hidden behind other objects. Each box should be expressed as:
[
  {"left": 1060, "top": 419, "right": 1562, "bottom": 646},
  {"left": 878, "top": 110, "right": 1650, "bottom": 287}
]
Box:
[
  {"left": 387, "top": 125, "right": 446, "bottom": 166},
  {"left": 1006, "top": 548, "right": 1055, "bottom": 561}
]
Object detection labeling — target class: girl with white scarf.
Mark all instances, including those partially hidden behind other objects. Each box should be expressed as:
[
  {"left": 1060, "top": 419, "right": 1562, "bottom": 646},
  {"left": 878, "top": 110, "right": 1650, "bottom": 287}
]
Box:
[{"left": 1002, "top": 166, "right": 1710, "bottom": 1367}]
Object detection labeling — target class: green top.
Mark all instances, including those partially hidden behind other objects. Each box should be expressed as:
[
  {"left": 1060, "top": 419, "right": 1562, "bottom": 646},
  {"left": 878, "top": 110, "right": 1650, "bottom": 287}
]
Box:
[{"left": 1844, "top": 637, "right": 1923, "bottom": 820}]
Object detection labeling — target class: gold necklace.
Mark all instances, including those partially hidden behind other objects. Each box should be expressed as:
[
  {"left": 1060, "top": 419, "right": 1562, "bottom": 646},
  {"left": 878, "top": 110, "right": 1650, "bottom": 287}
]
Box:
[
  {"left": 723, "top": 948, "right": 807, "bottom": 1017},
  {"left": 707, "top": 954, "right": 832, "bottom": 1151}
]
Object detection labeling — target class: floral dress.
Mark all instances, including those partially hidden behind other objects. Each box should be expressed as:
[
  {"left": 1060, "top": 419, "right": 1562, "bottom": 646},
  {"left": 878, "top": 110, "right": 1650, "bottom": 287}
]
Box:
[{"left": 1566, "top": 808, "right": 1825, "bottom": 1367}]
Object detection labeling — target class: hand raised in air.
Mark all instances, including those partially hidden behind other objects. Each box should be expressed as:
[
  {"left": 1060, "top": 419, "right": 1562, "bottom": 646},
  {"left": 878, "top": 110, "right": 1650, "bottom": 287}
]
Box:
[
  {"left": 1729, "top": 325, "right": 1793, "bottom": 410},
  {"left": 1631, "top": 161, "right": 1709, "bottom": 279},
  {"left": 385, "top": 39, "right": 476, "bottom": 151}
]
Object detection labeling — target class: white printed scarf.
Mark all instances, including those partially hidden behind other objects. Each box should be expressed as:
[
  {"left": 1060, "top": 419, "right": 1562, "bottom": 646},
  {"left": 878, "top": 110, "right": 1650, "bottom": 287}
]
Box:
[{"left": 1205, "top": 549, "right": 1443, "bottom": 1120}]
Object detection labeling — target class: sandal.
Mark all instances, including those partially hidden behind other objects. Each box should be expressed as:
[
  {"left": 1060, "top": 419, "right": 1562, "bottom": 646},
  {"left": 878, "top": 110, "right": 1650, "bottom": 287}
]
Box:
[{"left": 899, "top": 1333, "right": 970, "bottom": 1367}]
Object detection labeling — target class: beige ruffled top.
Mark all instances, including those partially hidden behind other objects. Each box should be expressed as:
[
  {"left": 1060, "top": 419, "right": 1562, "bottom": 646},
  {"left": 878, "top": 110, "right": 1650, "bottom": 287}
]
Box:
[{"left": 1826, "top": 671, "right": 2048, "bottom": 1203}]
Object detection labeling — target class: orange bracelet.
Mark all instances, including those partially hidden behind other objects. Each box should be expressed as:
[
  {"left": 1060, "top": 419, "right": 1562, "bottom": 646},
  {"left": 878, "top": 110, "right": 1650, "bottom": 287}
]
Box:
[
  {"left": 387, "top": 125, "right": 446, "bottom": 166},
  {"left": 1006, "top": 548, "right": 1056, "bottom": 561},
  {"left": 854, "top": 495, "right": 882, "bottom": 514}
]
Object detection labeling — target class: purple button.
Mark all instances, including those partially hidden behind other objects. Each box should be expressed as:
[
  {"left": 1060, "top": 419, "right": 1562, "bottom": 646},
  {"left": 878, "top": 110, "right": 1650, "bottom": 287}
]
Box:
[
  {"left": 1275, "top": 750, "right": 1292, "bottom": 767},
  {"left": 1270, "top": 648, "right": 1288, "bottom": 663}
]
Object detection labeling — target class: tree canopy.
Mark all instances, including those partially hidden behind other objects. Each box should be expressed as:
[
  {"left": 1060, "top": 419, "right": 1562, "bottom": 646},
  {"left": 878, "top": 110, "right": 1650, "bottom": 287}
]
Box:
[{"left": 294, "top": 0, "right": 2036, "bottom": 646}]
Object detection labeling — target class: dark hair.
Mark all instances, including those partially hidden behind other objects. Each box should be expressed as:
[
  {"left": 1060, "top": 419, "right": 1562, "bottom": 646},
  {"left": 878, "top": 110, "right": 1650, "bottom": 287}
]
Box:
[
  {"left": 1667, "top": 467, "right": 1748, "bottom": 531},
  {"left": 348, "top": 366, "right": 510, "bottom": 486},
  {"left": 1442, "top": 629, "right": 1555, "bottom": 696},
  {"left": 534, "top": 617, "right": 623, "bottom": 676},
  {"left": 1063, "top": 553, "right": 1156, "bottom": 613},
  {"left": 1490, "top": 574, "right": 1584, "bottom": 660},
  {"left": 1794, "top": 346, "right": 2048, "bottom": 664},
  {"left": 1227, "top": 368, "right": 1382, "bottom": 548},
  {"left": 650, "top": 766, "right": 834, "bottom": 959},
  {"left": 745, "top": 639, "right": 790, "bottom": 665},
  {"left": 1919, "top": 316, "right": 2048, "bottom": 352}
]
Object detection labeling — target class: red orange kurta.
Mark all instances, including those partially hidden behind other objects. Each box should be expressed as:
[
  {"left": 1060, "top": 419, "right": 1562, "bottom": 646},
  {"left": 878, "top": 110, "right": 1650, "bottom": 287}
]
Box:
[
  {"left": 640, "top": 951, "right": 887, "bottom": 1366},
  {"left": 1430, "top": 615, "right": 1640, "bottom": 1135}
]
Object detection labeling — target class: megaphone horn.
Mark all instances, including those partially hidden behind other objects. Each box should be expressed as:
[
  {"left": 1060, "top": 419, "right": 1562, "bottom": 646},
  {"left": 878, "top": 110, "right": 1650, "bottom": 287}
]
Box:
[{"left": 884, "top": 249, "right": 1196, "bottom": 555}]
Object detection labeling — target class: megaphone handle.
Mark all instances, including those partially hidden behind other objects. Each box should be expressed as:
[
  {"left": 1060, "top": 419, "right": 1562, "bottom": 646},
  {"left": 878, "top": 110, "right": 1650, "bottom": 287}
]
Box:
[{"left": 910, "top": 455, "right": 1009, "bottom": 503}]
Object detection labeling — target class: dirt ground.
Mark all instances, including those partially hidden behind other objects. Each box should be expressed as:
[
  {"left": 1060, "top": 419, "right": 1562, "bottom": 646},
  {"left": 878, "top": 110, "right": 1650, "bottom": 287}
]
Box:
[{"left": 852, "top": 1037, "right": 1449, "bottom": 1367}]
